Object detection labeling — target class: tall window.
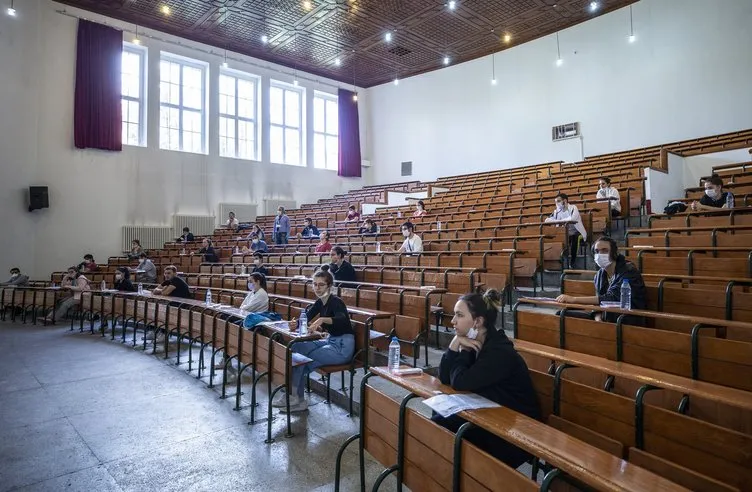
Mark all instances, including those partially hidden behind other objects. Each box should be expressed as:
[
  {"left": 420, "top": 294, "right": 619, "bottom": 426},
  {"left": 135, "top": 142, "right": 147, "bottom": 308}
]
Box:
[
  {"left": 159, "top": 54, "right": 207, "bottom": 153},
  {"left": 219, "top": 71, "right": 259, "bottom": 160},
  {"left": 269, "top": 82, "right": 303, "bottom": 166},
  {"left": 313, "top": 93, "right": 339, "bottom": 170},
  {"left": 121, "top": 44, "right": 146, "bottom": 146}
]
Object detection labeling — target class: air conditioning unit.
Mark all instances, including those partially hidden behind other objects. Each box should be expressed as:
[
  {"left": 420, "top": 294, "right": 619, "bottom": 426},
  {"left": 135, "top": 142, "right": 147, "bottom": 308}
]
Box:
[
  {"left": 552, "top": 122, "right": 581, "bottom": 141},
  {"left": 361, "top": 159, "right": 371, "bottom": 168}
]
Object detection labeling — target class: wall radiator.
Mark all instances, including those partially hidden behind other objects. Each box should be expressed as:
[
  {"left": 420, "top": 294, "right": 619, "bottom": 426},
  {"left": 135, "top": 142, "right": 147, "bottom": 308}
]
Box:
[
  {"left": 121, "top": 226, "right": 174, "bottom": 252},
  {"left": 218, "top": 203, "right": 258, "bottom": 224},
  {"left": 172, "top": 215, "right": 216, "bottom": 236}
]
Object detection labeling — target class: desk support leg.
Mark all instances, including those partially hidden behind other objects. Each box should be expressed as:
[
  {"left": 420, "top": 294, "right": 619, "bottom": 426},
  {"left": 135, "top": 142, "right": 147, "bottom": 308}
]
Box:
[{"left": 452, "top": 422, "right": 475, "bottom": 492}]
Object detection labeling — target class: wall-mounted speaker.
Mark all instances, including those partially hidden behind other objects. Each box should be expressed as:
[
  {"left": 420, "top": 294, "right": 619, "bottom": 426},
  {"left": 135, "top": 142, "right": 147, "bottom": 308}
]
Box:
[{"left": 29, "top": 186, "right": 49, "bottom": 212}]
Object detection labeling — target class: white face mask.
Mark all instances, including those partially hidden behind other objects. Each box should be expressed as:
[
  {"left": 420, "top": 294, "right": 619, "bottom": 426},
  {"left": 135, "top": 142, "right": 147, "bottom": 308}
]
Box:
[
  {"left": 402, "top": 230, "right": 410, "bottom": 237},
  {"left": 248, "top": 282, "right": 255, "bottom": 291},
  {"left": 466, "top": 326, "right": 479, "bottom": 340},
  {"left": 252, "top": 239, "right": 259, "bottom": 244},
  {"left": 115, "top": 274, "right": 123, "bottom": 280},
  {"left": 594, "top": 253, "right": 612, "bottom": 269},
  {"left": 254, "top": 259, "right": 260, "bottom": 265},
  {"left": 705, "top": 188, "right": 719, "bottom": 199},
  {"left": 556, "top": 202, "right": 565, "bottom": 211},
  {"left": 10, "top": 273, "right": 18, "bottom": 278}
]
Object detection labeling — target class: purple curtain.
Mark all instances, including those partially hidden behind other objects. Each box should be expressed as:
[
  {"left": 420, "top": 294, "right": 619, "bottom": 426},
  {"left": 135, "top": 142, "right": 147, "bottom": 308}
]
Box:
[
  {"left": 74, "top": 20, "right": 123, "bottom": 151},
  {"left": 338, "top": 89, "right": 362, "bottom": 178}
]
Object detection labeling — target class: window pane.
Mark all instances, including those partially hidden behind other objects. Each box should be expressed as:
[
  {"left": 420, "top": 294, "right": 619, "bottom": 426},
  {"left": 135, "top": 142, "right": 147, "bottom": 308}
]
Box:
[
  {"left": 313, "top": 98, "right": 325, "bottom": 133},
  {"left": 219, "top": 75, "right": 235, "bottom": 96},
  {"left": 326, "top": 100, "right": 338, "bottom": 135},
  {"left": 238, "top": 121, "right": 255, "bottom": 160},
  {"left": 161, "top": 82, "right": 179, "bottom": 106},
  {"left": 270, "top": 125, "right": 284, "bottom": 163},
  {"left": 285, "top": 127, "right": 300, "bottom": 165},
  {"left": 184, "top": 87, "right": 202, "bottom": 110},
  {"left": 285, "top": 90, "right": 300, "bottom": 127},
  {"left": 238, "top": 79, "right": 255, "bottom": 119},
  {"left": 313, "top": 133, "right": 325, "bottom": 169},
  {"left": 183, "top": 66, "right": 202, "bottom": 89},
  {"left": 238, "top": 95, "right": 254, "bottom": 120},
  {"left": 183, "top": 110, "right": 202, "bottom": 133},
  {"left": 127, "top": 123, "right": 140, "bottom": 146},
  {"left": 326, "top": 135, "right": 339, "bottom": 170},
  {"left": 270, "top": 87, "right": 284, "bottom": 125},
  {"left": 219, "top": 94, "right": 235, "bottom": 116}
]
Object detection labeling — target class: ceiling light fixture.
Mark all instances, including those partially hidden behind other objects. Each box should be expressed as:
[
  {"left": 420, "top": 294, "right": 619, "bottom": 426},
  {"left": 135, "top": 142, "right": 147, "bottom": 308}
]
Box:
[
  {"left": 352, "top": 51, "right": 358, "bottom": 102},
  {"left": 448, "top": 0, "right": 457, "bottom": 10},
  {"left": 161, "top": 5, "right": 171, "bottom": 15},
  {"left": 589, "top": 1, "right": 599, "bottom": 12},
  {"left": 133, "top": 25, "right": 141, "bottom": 45},
  {"left": 384, "top": 31, "right": 392, "bottom": 42},
  {"left": 222, "top": 48, "right": 228, "bottom": 68},
  {"left": 7, "top": 0, "right": 15, "bottom": 16},
  {"left": 443, "top": 56, "right": 450, "bottom": 66},
  {"left": 334, "top": 57, "right": 341, "bottom": 66},
  {"left": 303, "top": 0, "right": 312, "bottom": 10},
  {"left": 503, "top": 33, "right": 512, "bottom": 43},
  {"left": 261, "top": 34, "right": 269, "bottom": 44},
  {"left": 555, "top": 32, "right": 563, "bottom": 66},
  {"left": 491, "top": 53, "right": 497, "bottom": 85},
  {"left": 628, "top": 5, "right": 636, "bottom": 43},
  {"left": 393, "top": 78, "right": 399, "bottom": 86}
]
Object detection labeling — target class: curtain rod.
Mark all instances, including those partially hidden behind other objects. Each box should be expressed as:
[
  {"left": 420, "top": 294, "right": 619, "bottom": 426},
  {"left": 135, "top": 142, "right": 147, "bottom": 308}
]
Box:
[{"left": 54, "top": 8, "right": 350, "bottom": 92}]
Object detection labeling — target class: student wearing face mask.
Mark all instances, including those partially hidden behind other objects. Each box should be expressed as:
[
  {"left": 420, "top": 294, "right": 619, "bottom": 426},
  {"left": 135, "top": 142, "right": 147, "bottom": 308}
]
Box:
[
  {"left": 299, "top": 218, "right": 320, "bottom": 239},
  {"left": 251, "top": 252, "right": 269, "bottom": 277},
  {"left": 239, "top": 273, "right": 269, "bottom": 313},
  {"left": 0, "top": 268, "right": 29, "bottom": 286},
  {"left": 42, "top": 266, "right": 90, "bottom": 324},
  {"left": 329, "top": 246, "right": 356, "bottom": 283},
  {"left": 276, "top": 266, "right": 354, "bottom": 413},
  {"left": 114, "top": 267, "right": 136, "bottom": 292},
  {"left": 556, "top": 236, "right": 647, "bottom": 325},
  {"left": 397, "top": 221, "right": 423, "bottom": 254},
  {"left": 595, "top": 177, "right": 621, "bottom": 218},
  {"left": 545, "top": 193, "right": 587, "bottom": 268},
  {"left": 315, "top": 232, "right": 333, "bottom": 254},
  {"left": 249, "top": 233, "right": 268, "bottom": 253},
  {"left": 432, "top": 289, "right": 541, "bottom": 468},
  {"left": 691, "top": 175, "right": 734, "bottom": 211},
  {"left": 247, "top": 224, "right": 265, "bottom": 242},
  {"left": 274, "top": 207, "right": 291, "bottom": 245}
]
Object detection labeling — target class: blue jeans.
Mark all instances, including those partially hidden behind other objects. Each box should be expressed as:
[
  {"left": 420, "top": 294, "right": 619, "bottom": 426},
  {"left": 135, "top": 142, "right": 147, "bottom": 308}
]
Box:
[
  {"left": 291, "top": 335, "right": 355, "bottom": 397},
  {"left": 275, "top": 232, "right": 288, "bottom": 245}
]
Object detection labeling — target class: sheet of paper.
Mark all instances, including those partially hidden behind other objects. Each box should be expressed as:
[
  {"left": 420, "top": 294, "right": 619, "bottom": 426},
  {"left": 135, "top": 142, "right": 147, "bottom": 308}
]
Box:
[{"left": 423, "top": 393, "right": 500, "bottom": 418}]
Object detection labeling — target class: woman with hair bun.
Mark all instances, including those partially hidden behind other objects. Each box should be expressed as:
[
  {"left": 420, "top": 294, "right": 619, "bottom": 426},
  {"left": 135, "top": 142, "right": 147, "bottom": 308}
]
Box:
[{"left": 432, "top": 289, "right": 541, "bottom": 468}]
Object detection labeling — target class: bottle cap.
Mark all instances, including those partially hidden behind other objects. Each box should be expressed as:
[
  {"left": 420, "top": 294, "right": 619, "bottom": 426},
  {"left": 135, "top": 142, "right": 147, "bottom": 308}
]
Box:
[
  {"left": 622, "top": 279, "right": 629, "bottom": 284},
  {"left": 392, "top": 336, "right": 398, "bottom": 341}
]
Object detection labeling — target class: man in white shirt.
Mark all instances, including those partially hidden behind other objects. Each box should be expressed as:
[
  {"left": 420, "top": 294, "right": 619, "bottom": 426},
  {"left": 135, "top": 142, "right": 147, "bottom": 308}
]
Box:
[
  {"left": 225, "top": 211, "right": 239, "bottom": 230},
  {"left": 544, "top": 193, "right": 587, "bottom": 268},
  {"left": 397, "top": 221, "right": 423, "bottom": 254},
  {"left": 596, "top": 177, "right": 622, "bottom": 218}
]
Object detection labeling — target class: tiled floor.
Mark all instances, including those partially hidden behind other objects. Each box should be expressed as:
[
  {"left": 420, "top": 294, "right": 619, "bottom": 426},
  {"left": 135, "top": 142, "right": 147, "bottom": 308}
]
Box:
[{"left": 0, "top": 321, "right": 395, "bottom": 492}]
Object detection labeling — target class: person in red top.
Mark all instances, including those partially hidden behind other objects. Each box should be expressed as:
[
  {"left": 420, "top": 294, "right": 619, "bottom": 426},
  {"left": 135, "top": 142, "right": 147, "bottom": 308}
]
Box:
[
  {"left": 346, "top": 205, "right": 360, "bottom": 222},
  {"left": 413, "top": 200, "right": 427, "bottom": 218},
  {"left": 315, "top": 232, "right": 333, "bottom": 253},
  {"left": 79, "top": 254, "right": 100, "bottom": 273}
]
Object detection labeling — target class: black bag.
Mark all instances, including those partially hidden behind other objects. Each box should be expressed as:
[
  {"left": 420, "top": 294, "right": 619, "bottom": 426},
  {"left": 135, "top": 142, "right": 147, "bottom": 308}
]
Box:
[{"left": 663, "top": 201, "right": 687, "bottom": 215}]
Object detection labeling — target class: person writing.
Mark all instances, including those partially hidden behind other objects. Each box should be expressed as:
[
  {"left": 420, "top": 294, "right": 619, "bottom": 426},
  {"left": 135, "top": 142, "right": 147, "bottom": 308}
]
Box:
[
  {"left": 358, "top": 218, "right": 378, "bottom": 236},
  {"left": 432, "top": 289, "right": 541, "bottom": 468},
  {"left": 128, "top": 240, "right": 143, "bottom": 260},
  {"left": 691, "top": 175, "right": 734, "bottom": 211},
  {"left": 114, "top": 267, "right": 136, "bottom": 292},
  {"left": 79, "top": 254, "right": 100, "bottom": 273},
  {"left": 248, "top": 233, "right": 268, "bottom": 253},
  {"left": 274, "top": 207, "right": 291, "bottom": 245},
  {"left": 276, "top": 266, "right": 354, "bottom": 413},
  {"left": 133, "top": 253, "right": 157, "bottom": 283},
  {"left": 299, "top": 218, "right": 320, "bottom": 239},
  {"left": 239, "top": 272, "right": 270, "bottom": 313},
  {"left": 194, "top": 238, "right": 219, "bottom": 263},
  {"left": 329, "top": 246, "right": 356, "bottom": 283},
  {"left": 397, "top": 221, "right": 423, "bottom": 254},
  {"left": 544, "top": 193, "right": 587, "bottom": 269},
  {"left": 555, "top": 236, "right": 647, "bottom": 325},
  {"left": 596, "top": 177, "right": 622, "bottom": 218},
  {"left": 413, "top": 200, "right": 427, "bottom": 218},
  {"left": 247, "top": 225, "right": 265, "bottom": 242},
  {"left": 178, "top": 227, "right": 195, "bottom": 243}
]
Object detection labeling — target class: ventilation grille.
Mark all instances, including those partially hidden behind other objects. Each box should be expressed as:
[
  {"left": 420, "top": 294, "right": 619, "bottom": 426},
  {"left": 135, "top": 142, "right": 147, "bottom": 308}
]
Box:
[
  {"left": 552, "top": 122, "right": 581, "bottom": 141},
  {"left": 218, "top": 203, "right": 258, "bottom": 224},
  {"left": 172, "top": 215, "right": 216, "bottom": 236},
  {"left": 401, "top": 161, "right": 413, "bottom": 177},
  {"left": 388, "top": 46, "right": 412, "bottom": 56},
  {"left": 121, "top": 226, "right": 174, "bottom": 252}
]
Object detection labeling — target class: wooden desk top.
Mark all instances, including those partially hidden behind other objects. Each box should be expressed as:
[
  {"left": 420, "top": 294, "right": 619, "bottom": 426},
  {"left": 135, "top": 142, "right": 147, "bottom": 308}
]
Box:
[{"left": 369, "top": 366, "right": 687, "bottom": 492}]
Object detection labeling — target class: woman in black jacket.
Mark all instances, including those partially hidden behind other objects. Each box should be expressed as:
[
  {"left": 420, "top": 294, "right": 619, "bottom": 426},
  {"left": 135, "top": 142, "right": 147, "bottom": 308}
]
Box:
[
  {"left": 114, "top": 267, "right": 136, "bottom": 292},
  {"left": 433, "top": 289, "right": 541, "bottom": 468},
  {"left": 196, "top": 238, "right": 219, "bottom": 263}
]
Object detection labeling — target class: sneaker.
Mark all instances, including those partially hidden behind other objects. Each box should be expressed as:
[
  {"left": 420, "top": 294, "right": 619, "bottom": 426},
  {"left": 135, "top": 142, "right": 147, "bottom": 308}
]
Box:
[
  {"left": 272, "top": 391, "right": 293, "bottom": 408},
  {"left": 280, "top": 398, "right": 308, "bottom": 414},
  {"left": 142, "top": 331, "right": 155, "bottom": 341}
]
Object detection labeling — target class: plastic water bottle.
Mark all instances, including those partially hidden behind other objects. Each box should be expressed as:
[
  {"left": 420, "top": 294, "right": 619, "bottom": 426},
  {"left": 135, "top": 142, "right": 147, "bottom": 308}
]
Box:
[
  {"left": 101, "top": 280, "right": 106, "bottom": 291},
  {"left": 388, "top": 337, "right": 401, "bottom": 372},
  {"left": 726, "top": 192, "right": 735, "bottom": 209},
  {"left": 299, "top": 311, "right": 308, "bottom": 335},
  {"left": 240, "top": 264, "right": 247, "bottom": 275},
  {"left": 397, "top": 211, "right": 402, "bottom": 218},
  {"left": 376, "top": 242, "right": 381, "bottom": 253},
  {"left": 437, "top": 221, "right": 442, "bottom": 231},
  {"left": 138, "top": 283, "right": 143, "bottom": 295},
  {"left": 205, "top": 289, "right": 212, "bottom": 306},
  {"left": 181, "top": 247, "right": 186, "bottom": 255},
  {"left": 620, "top": 279, "right": 632, "bottom": 310},
  {"left": 235, "top": 246, "right": 240, "bottom": 255}
]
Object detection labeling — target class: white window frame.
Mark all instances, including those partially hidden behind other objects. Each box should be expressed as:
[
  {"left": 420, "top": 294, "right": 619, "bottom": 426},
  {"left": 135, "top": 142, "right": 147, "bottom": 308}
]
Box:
[
  {"left": 313, "top": 91, "right": 339, "bottom": 171},
  {"left": 269, "top": 80, "right": 305, "bottom": 166},
  {"left": 218, "top": 69, "right": 261, "bottom": 161},
  {"left": 159, "top": 53, "right": 208, "bottom": 154},
  {"left": 121, "top": 43, "right": 147, "bottom": 147}
]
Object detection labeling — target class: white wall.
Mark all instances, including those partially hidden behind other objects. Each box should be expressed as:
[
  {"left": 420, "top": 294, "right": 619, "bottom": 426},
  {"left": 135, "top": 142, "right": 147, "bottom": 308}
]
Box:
[
  {"left": 367, "top": 0, "right": 752, "bottom": 184},
  {"left": 0, "top": 1, "right": 371, "bottom": 278},
  {"left": 683, "top": 149, "right": 752, "bottom": 189}
]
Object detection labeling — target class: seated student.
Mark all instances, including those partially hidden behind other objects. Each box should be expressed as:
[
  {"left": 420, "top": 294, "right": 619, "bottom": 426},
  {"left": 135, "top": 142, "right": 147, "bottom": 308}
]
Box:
[
  {"left": 153, "top": 266, "right": 192, "bottom": 299},
  {"left": 555, "top": 236, "right": 647, "bottom": 325},
  {"left": 358, "top": 218, "right": 378, "bottom": 236},
  {"left": 277, "top": 266, "right": 354, "bottom": 413},
  {"left": 544, "top": 193, "right": 587, "bottom": 269},
  {"left": 596, "top": 177, "right": 622, "bottom": 218},
  {"left": 114, "top": 267, "right": 136, "bottom": 292},
  {"left": 0, "top": 267, "right": 29, "bottom": 286},
  {"left": 251, "top": 252, "right": 269, "bottom": 277},
  {"left": 194, "top": 238, "right": 219, "bottom": 263},
  {"left": 132, "top": 253, "right": 157, "bottom": 283},
  {"left": 240, "top": 272, "right": 270, "bottom": 313},
  {"left": 43, "top": 266, "right": 90, "bottom": 324},
  {"left": 225, "top": 211, "right": 240, "bottom": 230},
  {"left": 315, "top": 232, "right": 333, "bottom": 254},
  {"left": 299, "top": 218, "right": 320, "bottom": 239},
  {"left": 329, "top": 246, "right": 356, "bottom": 283},
  {"left": 248, "top": 233, "right": 268, "bottom": 253},
  {"left": 691, "top": 174, "right": 734, "bottom": 211},
  {"left": 248, "top": 224, "right": 265, "bottom": 242},
  {"left": 397, "top": 221, "right": 423, "bottom": 254},
  {"left": 79, "top": 254, "right": 100, "bottom": 273},
  {"left": 432, "top": 289, "right": 541, "bottom": 469},
  {"left": 178, "top": 227, "right": 195, "bottom": 243},
  {"left": 413, "top": 200, "right": 428, "bottom": 218},
  {"left": 345, "top": 205, "right": 360, "bottom": 222},
  {"left": 128, "top": 240, "right": 143, "bottom": 260}
]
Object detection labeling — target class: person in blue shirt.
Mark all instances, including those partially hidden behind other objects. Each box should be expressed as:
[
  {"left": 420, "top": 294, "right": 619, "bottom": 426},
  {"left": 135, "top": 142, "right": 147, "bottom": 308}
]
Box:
[
  {"left": 300, "top": 217, "right": 320, "bottom": 239},
  {"left": 274, "top": 207, "right": 291, "bottom": 245},
  {"left": 250, "top": 233, "right": 268, "bottom": 253}
]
